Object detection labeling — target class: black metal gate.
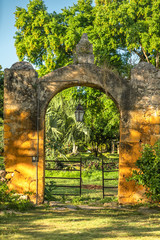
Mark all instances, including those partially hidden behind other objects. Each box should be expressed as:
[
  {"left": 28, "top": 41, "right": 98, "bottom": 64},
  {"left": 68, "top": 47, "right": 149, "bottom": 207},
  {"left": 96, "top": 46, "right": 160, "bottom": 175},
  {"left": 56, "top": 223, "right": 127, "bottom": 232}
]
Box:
[
  {"left": 45, "top": 158, "right": 82, "bottom": 198},
  {"left": 102, "top": 156, "right": 119, "bottom": 198},
  {"left": 45, "top": 156, "right": 118, "bottom": 199}
]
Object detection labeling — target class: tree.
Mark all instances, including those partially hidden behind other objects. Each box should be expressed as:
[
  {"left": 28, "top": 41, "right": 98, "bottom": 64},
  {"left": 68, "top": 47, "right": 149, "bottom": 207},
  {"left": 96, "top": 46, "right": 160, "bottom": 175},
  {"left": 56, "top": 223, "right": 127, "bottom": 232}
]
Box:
[
  {"left": 14, "top": 0, "right": 160, "bottom": 77},
  {"left": 45, "top": 86, "right": 119, "bottom": 157},
  {"left": 78, "top": 87, "right": 119, "bottom": 156},
  {"left": 94, "top": 0, "right": 160, "bottom": 71},
  {"left": 94, "top": 0, "right": 160, "bottom": 68},
  {"left": 14, "top": 0, "right": 52, "bottom": 76},
  {"left": 14, "top": 0, "right": 130, "bottom": 77},
  {"left": 93, "top": 0, "right": 133, "bottom": 77},
  {"left": 117, "top": 0, "right": 160, "bottom": 68},
  {"left": 14, "top": 0, "right": 95, "bottom": 76},
  {"left": 45, "top": 87, "right": 90, "bottom": 157}
]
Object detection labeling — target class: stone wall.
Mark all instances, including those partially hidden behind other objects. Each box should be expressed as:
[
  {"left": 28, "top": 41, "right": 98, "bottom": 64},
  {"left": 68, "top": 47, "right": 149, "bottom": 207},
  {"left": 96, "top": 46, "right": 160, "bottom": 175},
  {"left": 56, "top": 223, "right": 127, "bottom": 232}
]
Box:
[
  {"left": 3, "top": 35, "right": 160, "bottom": 204},
  {"left": 119, "top": 62, "right": 160, "bottom": 204},
  {"left": 4, "top": 62, "right": 43, "bottom": 202}
]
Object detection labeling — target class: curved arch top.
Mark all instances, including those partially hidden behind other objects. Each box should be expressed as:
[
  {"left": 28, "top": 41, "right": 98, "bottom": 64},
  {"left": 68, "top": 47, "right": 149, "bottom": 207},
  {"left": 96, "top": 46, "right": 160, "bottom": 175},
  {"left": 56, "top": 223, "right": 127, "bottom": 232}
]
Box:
[
  {"left": 38, "top": 63, "right": 131, "bottom": 120},
  {"left": 4, "top": 58, "right": 160, "bottom": 204}
]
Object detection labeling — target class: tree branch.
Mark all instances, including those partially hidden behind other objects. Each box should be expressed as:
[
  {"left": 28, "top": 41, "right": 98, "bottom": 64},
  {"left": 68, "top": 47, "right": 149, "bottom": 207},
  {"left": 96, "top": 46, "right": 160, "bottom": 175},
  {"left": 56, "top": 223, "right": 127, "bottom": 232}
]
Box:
[
  {"left": 140, "top": 44, "right": 150, "bottom": 63},
  {"left": 133, "top": 49, "right": 145, "bottom": 61}
]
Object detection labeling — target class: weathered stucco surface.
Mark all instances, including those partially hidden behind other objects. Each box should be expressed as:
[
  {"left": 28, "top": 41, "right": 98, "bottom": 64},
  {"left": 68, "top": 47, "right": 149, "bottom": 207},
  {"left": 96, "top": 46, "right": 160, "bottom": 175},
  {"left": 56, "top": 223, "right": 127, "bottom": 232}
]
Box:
[{"left": 4, "top": 35, "right": 160, "bottom": 204}]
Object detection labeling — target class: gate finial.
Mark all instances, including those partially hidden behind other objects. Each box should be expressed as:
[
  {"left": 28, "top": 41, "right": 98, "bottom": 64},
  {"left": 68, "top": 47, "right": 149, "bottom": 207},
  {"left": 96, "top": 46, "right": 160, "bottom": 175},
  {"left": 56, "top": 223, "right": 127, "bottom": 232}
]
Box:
[{"left": 74, "top": 33, "right": 94, "bottom": 64}]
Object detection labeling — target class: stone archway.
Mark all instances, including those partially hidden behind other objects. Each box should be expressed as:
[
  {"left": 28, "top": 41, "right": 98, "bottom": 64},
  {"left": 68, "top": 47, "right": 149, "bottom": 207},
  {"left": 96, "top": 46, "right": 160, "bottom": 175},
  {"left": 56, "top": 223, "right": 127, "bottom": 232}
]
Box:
[{"left": 4, "top": 34, "right": 160, "bottom": 204}]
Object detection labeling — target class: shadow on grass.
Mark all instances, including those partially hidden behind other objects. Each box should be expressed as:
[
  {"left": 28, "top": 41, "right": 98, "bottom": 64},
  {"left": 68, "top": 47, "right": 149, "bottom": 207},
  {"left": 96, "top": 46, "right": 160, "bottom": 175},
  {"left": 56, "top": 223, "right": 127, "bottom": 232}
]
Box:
[{"left": 0, "top": 208, "right": 160, "bottom": 239}]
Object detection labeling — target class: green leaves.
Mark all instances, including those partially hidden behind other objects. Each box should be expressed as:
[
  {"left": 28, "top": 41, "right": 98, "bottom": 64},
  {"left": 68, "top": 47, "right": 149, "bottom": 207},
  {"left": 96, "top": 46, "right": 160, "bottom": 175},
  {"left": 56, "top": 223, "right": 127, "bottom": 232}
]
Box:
[
  {"left": 83, "top": 87, "right": 119, "bottom": 156},
  {"left": 118, "top": 0, "right": 160, "bottom": 67},
  {"left": 129, "top": 140, "right": 160, "bottom": 202},
  {"left": 45, "top": 87, "right": 119, "bottom": 157},
  {"left": 15, "top": 0, "right": 160, "bottom": 76},
  {"left": 14, "top": 0, "right": 131, "bottom": 76},
  {"left": 45, "top": 87, "right": 90, "bottom": 157},
  {"left": 0, "top": 181, "right": 34, "bottom": 211},
  {"left": 14, "top": 0, "right": 50, "bottom": 66},
  {"left": 14, "top": 0, "right": 94, "bottom": 73},
  {"left": 14, "top": 0, "right": 160, "bottom": 76}
]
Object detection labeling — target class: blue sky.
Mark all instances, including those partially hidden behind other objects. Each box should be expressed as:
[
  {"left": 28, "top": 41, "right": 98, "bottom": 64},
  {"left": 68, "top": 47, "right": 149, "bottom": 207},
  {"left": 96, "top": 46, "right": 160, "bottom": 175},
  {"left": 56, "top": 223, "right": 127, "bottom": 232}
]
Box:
[{"left": 0, "top": 0, "right": 78, "bottom": 70}]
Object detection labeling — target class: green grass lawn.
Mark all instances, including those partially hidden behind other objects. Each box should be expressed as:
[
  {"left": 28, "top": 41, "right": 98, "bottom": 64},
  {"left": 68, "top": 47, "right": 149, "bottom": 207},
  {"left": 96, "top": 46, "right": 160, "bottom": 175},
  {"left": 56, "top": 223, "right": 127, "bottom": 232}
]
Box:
[
  {"left": 0, "top": 206, "right": 160, "bottom": 240},
  {"left": 0, "top": 153, "right": 160, "bottom": 239}
]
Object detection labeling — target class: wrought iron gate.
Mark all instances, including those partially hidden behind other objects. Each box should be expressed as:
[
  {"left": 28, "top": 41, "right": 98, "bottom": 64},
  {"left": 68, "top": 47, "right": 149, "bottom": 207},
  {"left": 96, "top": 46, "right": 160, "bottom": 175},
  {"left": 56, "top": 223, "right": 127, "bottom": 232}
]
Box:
[
  {"left": 102, "top": 156, "right": 119, "bottom": 198},
  {"left": 45, "top": 158, "right": 82, "bottom": 198},
  {"left": 45, "top": 156, "right": 119, "bottom": 199}
]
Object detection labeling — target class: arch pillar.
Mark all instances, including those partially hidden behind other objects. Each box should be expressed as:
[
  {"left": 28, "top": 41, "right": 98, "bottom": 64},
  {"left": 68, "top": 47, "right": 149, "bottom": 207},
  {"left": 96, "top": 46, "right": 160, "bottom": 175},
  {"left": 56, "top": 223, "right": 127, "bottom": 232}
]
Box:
[{"left": 118, "top": 62, "right": 160, "bottom": 204}]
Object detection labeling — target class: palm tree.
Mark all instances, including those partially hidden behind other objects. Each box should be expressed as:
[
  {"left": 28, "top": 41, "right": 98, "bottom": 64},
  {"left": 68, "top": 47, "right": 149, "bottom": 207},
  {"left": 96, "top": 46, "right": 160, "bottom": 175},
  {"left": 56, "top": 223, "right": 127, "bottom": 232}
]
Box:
[{"left": 45, "top": 87, "right": 90, "bottom": 158}]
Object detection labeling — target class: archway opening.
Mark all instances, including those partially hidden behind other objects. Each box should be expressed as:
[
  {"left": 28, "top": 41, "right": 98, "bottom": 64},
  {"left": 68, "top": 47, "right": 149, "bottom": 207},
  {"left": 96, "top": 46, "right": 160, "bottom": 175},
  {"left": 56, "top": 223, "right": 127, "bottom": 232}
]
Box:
[{"left": 44, "top": 86, "right": 120, "bottom": 204}]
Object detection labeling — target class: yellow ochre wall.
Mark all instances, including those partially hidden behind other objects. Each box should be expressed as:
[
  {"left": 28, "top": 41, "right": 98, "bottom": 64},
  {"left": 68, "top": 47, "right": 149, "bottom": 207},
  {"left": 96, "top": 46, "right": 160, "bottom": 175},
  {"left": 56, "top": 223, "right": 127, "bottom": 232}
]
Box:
[{"left": 4, "top": 40, "right": 160, "bottom": 204}]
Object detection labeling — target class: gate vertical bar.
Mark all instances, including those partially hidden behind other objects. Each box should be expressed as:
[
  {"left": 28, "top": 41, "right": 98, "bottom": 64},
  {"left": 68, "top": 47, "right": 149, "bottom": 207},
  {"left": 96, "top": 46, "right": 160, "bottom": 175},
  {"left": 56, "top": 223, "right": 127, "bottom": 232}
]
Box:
[
  {"left": 80, "top": 157, "right": 82, "bottom": 197},
  {"left": 102, "top": 157, "right": 104, "bottom": 198}
]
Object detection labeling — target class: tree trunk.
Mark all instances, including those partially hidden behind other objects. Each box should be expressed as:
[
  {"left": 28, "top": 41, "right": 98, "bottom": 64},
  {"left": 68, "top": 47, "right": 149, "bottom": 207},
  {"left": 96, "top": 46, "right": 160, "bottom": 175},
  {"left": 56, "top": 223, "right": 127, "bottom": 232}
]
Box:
[
  {"left": 94, "top": 144, "right": 99, "bottom": 157},
  {"left": 156, "top": 52, "right": 160, "bottom": 68},
  {"left": 117, "top": 142, "right": 119, "bottom": 154},
  {"left": 94, "top": 148, "right": 98, "bottom": 157},
  {"left": 140, "top": 44, "right": 150, "bottom": 63},
  {"left": 72, "top": 141, "right": 78, "bottom": 154},
  {"left": 111, "top": 140, "right": 115, "bottom": 154}
]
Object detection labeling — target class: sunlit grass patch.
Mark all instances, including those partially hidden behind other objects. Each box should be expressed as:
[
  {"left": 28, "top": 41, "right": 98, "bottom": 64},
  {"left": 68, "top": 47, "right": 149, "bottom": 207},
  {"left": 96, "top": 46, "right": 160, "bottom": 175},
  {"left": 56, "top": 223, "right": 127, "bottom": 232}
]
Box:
[{"left": 0, "top": 206, "right": 160, "bottom": 240}]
